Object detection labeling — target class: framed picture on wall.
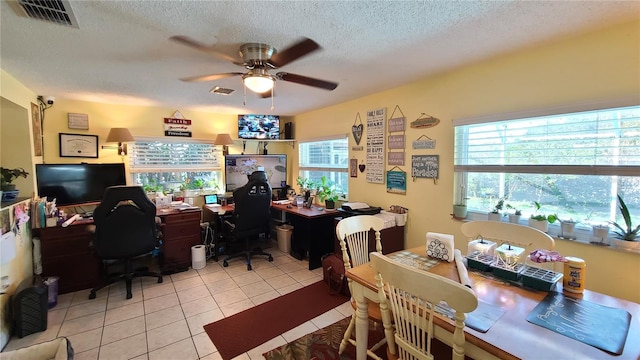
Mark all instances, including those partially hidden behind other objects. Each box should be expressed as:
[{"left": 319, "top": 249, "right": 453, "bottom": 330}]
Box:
[
  {"left": 59, "top": 133, "right": 99, "bottom": 158},
  {"left": 31, "top": 102, "right": 43, "bottom": 156},
  {"left": 350, "top": 158, "right": 358, "bottom": 178}
]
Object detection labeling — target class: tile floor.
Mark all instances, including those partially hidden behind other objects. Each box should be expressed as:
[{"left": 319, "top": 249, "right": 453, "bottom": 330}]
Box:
[{"left": 2, "top": 245, "right": 353, "bottom": 359}]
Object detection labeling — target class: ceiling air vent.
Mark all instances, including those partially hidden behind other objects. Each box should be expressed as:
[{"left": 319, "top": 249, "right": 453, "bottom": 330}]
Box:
[
  {"left": 210, "top": 87, "right": 235, "bottom": 95},
  {"left": 9, "top": 0, "right": 79, "bottom": 28}
]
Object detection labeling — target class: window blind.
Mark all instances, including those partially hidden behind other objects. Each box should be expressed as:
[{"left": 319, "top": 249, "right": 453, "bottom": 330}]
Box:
[
  {"left": 129, "top": 140, "right": 221, "bottom": 172},
  {"left": 454, "top": 105, "right": 640, "bottom": 176},
  {"left": 299, "top": 137, "right": 349, "bottom": 172}
]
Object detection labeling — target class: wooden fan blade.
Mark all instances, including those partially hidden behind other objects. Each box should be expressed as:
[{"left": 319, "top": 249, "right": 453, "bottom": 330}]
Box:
[
  {"left": 179, "top": 72, "right": 243, "bottom": 82},
  {"left": 170, "top": 35, "right": 241, "bottom": 64},
  {"left": 276, "top": 72, "right": 338, "bottom": 90},
  {"left": 268, "top": 38, "right": 320, "bottom": 68}
]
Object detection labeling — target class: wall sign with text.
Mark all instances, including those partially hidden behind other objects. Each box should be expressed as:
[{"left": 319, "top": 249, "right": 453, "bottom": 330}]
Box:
[{"left": 164, "top": 118, "right": 192, "bottom": 137}]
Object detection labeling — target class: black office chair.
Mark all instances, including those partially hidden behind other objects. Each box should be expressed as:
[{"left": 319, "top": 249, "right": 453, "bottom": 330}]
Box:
[
  {"left": 222, "top": 171, "right": 274, "bottom": 270},
  {"left": 89, "top": 186, "right": 163, "bottom": 300}
]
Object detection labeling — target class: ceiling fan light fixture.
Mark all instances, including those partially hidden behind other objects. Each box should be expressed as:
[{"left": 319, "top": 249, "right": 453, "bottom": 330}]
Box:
[{"left": 243, "top": 73, "right": 274, "bottom": 93}]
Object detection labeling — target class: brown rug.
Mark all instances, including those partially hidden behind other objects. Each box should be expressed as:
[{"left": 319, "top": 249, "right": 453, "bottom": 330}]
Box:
[
  {"left": 264, "top": 317, "right": 471, "bottom": 360},
  {"left": 204, "top": 281, "right": 348, "bottom": 360}
]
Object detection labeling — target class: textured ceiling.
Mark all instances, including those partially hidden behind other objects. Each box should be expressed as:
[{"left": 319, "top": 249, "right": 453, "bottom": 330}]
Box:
[{"left": 1, "top": 1, "right": 637, "bottom": 115}]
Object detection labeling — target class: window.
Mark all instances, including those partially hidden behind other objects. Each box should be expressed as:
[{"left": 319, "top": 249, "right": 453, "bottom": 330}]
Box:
[
  {"left": 453, "top": 105, "right": 640, "bottom": 232},
  {"left": 129, "top": 138, "right": 222, "bottom": 194},
  {"left": 298, "top": 136, "right": 349, "bottom": 197}
]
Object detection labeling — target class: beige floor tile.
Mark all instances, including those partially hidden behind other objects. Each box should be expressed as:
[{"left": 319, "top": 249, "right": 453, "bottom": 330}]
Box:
[
  {"left": 245, "top": 335, "right": 287, "bottom": 359},
  {"left": 200, "top": 270, "right": 230, "bottom": 285},
  {"left": 254, "top": 266, "right": 286, "bottom": 280},
  {"left": 219, "top": 298, "right": 254, "bottom": 317},
  {"left": 66, "top": 327, "right": 102, "bottom": 353},
  {"left": 206, "top": 278, "right": 239, "bottom": 295},
  {"left": 65, "top": 298, "right": 107, "bottom": 320},
  {"left": 145, "top": 304, "right": 185, "bottom": 331},
  {"left": 181, "top": 296, "right": 218, "bottom": 318},
  {"left": 130, "top": 353, "right": 149, "bottom": 360},
  {"left": 55, "top": 292, "right": 75, "bottom": 309},
  {"left": 287, "top": 268, "right": 317, "bottom": 282},
  {"left": 170, "top": 268, "right": 200, "bottom": 282},
  {"left": 48, "top": 307, "right": 68, "bottom": 326},
  {"left": 142, "top": 282, "right": 175, "bottom": 300},
  {"left": 147, "top": 319, "right": 191, "bottom": 352},
  {"left": 199, "top": 352, "right": 223, "bottom": 360},
  {"left": 104, "top": 301, "right": 144, "bottom": 326},
  {"left": 172, "top": 276, "right": 204, "bottom": 292},
  {"left": 186, "top": 308, "right": 224, "bottom": 335},
  {"left": 299, "top": 275, "right": 323, "bottom": 286},
  {"left": 73, "top": 347, "right": 99, "bottom": 360},
  {"left": 231, "top": 271, "right": 263, "bottom": 287},
  {"left": 281, "top": 320, "right": 319, "bottom": 342},
  {"left": 106, "top": 290, "right": 144, "bottom": 310},
  {"left": 311, "top": 309, "right": 348, "bottom": 329},
  {"left": 101, "top": 315, "right": 146, "bottom": 345},
  {"left": 98, "top": 332, "right": 147, "bottom": 360},
  {"left": 192, "top": 331, "right": 217, "bottom": 358},
  {"left": 148, "top": 337, "right": 198, "bottom": 360},
  {"left": 71, "top": 288, "right": 106, "bottom": 307},
  {"left": 177, "top": 284, "right": 211, "bottom": 304},
  {"left": 277, "top": 261, "right": 307, "bottom": 273},
  {"left": 240, "top": 280, "right": 274, "bottom": 298},
  {"left": 59, "top": 312, "right": 105, "bottom": 337},
  {"left": 143, "top": 292, "right": 179, "bottom": 314},
  {"left": 213, "top": 288, "right": 248, "bottom": 307},
  {"left": 276, "top": 282, "right": 304, "bottom": 295},
  {"left": 197, "top": 261, "right": 225, "bottom": 275},
  {"left": 250, "top": 290, "right": 280, "bottom": 306},
  {"left": 265, "top": 274, "right": 297, "bottom": 290}
]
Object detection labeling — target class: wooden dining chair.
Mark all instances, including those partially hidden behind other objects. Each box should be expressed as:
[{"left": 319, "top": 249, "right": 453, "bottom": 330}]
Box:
[
  {"left": 370, "top": 252, "right": 478, "bottom": 360},
  {"left": 336, "top": 215, "right": 386, "bottom": 359}
]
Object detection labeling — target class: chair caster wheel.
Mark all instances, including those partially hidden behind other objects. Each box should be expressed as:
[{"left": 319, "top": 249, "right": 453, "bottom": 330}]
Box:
[
  {"left": 223, "top": 260, "right": 229, "bottom": 267},
  {"left": 247, "top": 264, "right": 252, "bottom": 271},
  {"left": 126, "top": 292, "right": 132, "bottom": 299},
  {"left": 157, "top": 277, "right": 163, "bottom": 283},
  {"left": 268, "top": 255, "right": 274, "bottom": 262},
  {"left": 89, "top": 291, "right": 96, "bottom": 300}
]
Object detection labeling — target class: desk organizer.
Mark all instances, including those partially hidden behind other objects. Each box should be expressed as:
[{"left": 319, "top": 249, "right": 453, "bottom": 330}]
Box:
[
  {"left": 521, "top": 266, "right": 563, "bottom": 291},
  {"left": 466, "top": 251, "right": 495, "bottom": 271}
]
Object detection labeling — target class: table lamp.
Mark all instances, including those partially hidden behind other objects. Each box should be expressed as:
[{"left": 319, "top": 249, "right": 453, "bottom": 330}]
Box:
[
  {"left": 103, "top": 128, "right": 135, "bottom": 156},
  {"left": 215, "top": 133, "right": 234, "bottom": 156}
]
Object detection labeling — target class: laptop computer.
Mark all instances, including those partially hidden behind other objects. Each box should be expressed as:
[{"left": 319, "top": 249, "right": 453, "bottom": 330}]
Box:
[{"left": 203, "top": 194, "right": 218, "bottom": 205}]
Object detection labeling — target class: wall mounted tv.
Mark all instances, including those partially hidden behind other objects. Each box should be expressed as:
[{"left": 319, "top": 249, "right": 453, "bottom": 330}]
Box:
[
  {"left": 238, "top": 114, "right": 280, "bottom": 140},
  {"left": 225, "top": 154, "right": 287, "bottom": 192},
  {"left": 36, "top": 163, "right": 127, "bottom": 206}
]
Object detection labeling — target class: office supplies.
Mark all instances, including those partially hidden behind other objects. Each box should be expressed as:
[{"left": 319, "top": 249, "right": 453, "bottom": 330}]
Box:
[{"left": 61, "top": 214, "right": 81, "bottom": 227}]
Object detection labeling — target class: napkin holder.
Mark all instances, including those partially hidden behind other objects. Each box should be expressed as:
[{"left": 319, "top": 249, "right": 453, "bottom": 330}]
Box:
[{"left": 426, "top": 232, "right": 454, "bottom": 262}]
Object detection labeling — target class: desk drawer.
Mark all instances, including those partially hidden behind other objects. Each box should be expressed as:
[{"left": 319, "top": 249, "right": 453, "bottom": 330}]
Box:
[
  {"left": 162, "top": 223, "right": 200, "bottom": 238},
  {"left": 162, "top": 211, "right": 201, "bottom": 224},
  {"left": 163, "top": 238, "right": 199, "bottom": 265}
]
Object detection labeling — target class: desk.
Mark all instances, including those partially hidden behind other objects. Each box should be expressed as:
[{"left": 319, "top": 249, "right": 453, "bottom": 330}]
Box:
[
  {"left": 271, "top": 203, "right": 339, "bottom": 270},
  {"left": 347, "top": 246, "right": 640, "bottom": 360},
  {"left": 35, "top": 208, "right": 202, "bottom": 294}
]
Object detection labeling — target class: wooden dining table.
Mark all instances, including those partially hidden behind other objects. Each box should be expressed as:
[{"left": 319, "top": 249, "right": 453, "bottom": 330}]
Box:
[{"left": 346, "top": 246, "right": 640, "bottom": 360}]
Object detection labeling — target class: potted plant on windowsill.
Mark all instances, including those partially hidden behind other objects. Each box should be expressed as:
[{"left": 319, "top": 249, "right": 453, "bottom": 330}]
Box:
[
  {"left": 610, "top": 194, "right": 640, "bottom": 251},
  {"left": 488, "top": 198, "right": 504, "bottom": 221},
  {"left": 1, "top": 167, "right": 29, "bottom": 201},
  {"left": 505, "top": 204, "right": 521, "bottom": 224},
  {"left": 528, "top": 201, "right": 557, "bottom": 232},
  {"left": 316, "top": 176, "right": 340, "bottom": 209},
  {"left": 452, "top": 184, "right": 468, "bottom": 219}
]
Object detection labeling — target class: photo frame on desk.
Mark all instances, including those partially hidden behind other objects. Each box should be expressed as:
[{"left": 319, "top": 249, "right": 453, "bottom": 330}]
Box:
[{"left": 59, "top": 133, "right": 99, "bottom": 158}]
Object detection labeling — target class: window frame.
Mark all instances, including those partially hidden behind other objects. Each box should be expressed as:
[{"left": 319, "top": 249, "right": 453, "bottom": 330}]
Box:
[{"left": 298, "top": 135, "right": 349, "bottom": 198}]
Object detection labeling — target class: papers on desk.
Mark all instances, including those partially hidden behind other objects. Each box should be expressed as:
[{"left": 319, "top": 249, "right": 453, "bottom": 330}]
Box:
[
  {"left": 273, "top": 200, "right": 291, "bottom": 205},
  {"left": 172, "top": 202, "right": 199, "bottom": 211}
]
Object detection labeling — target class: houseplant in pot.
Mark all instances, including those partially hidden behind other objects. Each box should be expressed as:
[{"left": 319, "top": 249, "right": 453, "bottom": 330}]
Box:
[
  {"left": 452, "top": 184, "right": 468, "bottom": 219},
  {"left": 316, "top": 176, "right": 340, "bottom": 209},
  {"left": 1, "top": 167, "right": 29, "bottom": 201},
  {"left": 488, "top": 198, "right": 504, "bottom": 221},
  {"left": 610, "top": 194, "right": 640, "bottom": 251},
  {"left": 528, "top": 201, "right": 557, "bottom": 232},
  {"left": 505, "top": 204, "right": 521, "bottom": 224}
]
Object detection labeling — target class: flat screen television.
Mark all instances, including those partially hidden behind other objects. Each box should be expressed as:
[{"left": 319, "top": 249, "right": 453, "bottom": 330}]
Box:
[
  {"left": 36, "top": 163, "right": 127, "bottom": 206},
  {"left": 224, "top": 154, "right": 287, "bottom": 192},
  {"left": 238, "top": 114, "right": 280, "bottom": 140}
]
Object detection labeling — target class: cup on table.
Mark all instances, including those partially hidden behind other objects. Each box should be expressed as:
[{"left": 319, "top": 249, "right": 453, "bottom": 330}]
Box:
[{"left": 296, "top": 196, "right": 304, "bottom": 208}]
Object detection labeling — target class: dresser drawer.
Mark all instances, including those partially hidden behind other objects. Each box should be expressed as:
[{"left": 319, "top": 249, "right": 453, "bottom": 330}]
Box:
[
  {"left": 162, "top": 210, "right": 201, "bottom": 224},
  {"left": 163, "top": 238, "right": 199, "bottom": 265},
  {"left": 162, "top": 222, "right": 200, "bottom": 239}
]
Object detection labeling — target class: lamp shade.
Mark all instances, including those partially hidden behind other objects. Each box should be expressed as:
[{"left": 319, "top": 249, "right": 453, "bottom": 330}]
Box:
[
  {"left": 215, "top": 133, "right": 234, "bottom": 145},
  {"left": 106, "top": 128, "right": 135, "bottom": 143},
  {"left": 243, "top": 75, "right": 274, "bottom": 93}
]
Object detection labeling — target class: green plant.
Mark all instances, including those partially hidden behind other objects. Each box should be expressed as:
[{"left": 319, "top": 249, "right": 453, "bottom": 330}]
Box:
[
  {"left": 531, "top": 201, "right": 557, "bottom": 223},
  {"left": 491, "top": 199, "right": 504, "bottom": 214},
  {"left": 506, "top": 203, "right": 521, "bottom": 216},
  {"left": 610, "top": 194, "right": 640, "bottom": 242},
  {"left": 296, "top": 176, "right": 311, "bottom": 191},
  {"left": 316, "top": 176, "right": 340, "bottom": 203},
  {"left": 1, "top": 167, "right": 29, "bottom": 186}
]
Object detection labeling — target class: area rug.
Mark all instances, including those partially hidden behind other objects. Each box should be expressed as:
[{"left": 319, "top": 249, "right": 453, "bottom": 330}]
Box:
[
  {"left": 204, "top": 281, "right": 349, "bottom": 360},
  {"left": 263, "top": 316, "right": 463, "bottom": 360}
]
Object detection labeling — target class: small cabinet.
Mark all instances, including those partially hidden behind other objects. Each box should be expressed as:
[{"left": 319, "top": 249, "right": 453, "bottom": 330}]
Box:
[{"left": 160, "top": 210, "right": 202, "bottom": 273}]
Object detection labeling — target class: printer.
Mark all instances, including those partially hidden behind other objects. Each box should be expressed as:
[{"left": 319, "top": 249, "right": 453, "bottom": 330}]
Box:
[{"left": 338, "top": 202, "right": 382, "bottom": 217}]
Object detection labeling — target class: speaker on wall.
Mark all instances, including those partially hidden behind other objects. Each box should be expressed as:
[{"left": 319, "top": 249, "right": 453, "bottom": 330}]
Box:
[{"left": 284, "top": 122, "right": 293, "bottom": 139}]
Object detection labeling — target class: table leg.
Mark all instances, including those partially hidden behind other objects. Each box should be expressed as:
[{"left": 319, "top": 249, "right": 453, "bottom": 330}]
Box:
[{"left": 351, "top": 283, "right": 369, "bottom": 360}]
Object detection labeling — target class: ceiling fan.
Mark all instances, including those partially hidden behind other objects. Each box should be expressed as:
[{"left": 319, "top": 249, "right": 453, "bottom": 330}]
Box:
[{"left": 170, "top": 36, "right": 338, "bottom": 96}]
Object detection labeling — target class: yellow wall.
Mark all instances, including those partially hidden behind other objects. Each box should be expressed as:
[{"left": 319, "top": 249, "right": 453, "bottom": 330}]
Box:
[
  {"left": 292, "top": 19, "right": 640, "bottom": 302},
  {"left": 0, "top": 19, "right": 638, "bottom": 306}
]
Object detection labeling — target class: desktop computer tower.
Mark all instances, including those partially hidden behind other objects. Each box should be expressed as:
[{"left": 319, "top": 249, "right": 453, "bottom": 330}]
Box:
[{"left": 13, "top": 276, "right": 48, "bottom": 338}]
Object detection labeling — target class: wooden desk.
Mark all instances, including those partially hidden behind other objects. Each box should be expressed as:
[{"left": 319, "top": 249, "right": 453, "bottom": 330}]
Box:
[
  {"left": 347, "top": 247, "right": 640, "bottom": 360},
  {"left": 270, "top": 203, "right": 339, "bottom": 270},
  {"left": 35, "top": 208, "right": 202, "bottom": 294}
]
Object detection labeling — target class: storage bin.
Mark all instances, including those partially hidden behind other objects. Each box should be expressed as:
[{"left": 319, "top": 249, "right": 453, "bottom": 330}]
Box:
[{"left": 521, "top": 266, "right": 563, "bottom": 291}]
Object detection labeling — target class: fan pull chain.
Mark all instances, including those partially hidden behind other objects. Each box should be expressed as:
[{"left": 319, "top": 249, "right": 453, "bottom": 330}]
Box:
[
  {"left": 243, "top": 82, "right": 247, "bottom": 106},
  {"left": 270, "top": 84, "right": 275, "bottom": 111}
]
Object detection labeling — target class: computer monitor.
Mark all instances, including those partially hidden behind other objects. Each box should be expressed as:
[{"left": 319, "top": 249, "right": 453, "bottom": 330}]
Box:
[{"left": 224, "top": 154, "right": 287, "bottom": 192}]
